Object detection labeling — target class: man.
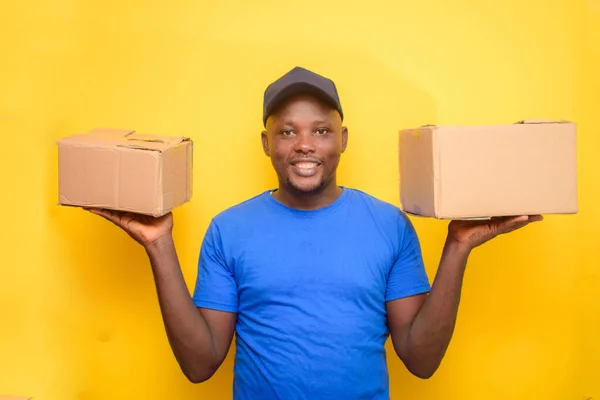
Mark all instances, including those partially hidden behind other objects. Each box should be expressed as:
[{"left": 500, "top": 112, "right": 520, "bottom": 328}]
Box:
[{"left": 87, "top": 66, "right": 542, "bottom": 399}]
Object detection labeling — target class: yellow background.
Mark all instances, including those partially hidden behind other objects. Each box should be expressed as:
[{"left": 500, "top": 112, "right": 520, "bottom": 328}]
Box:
[{"left": 1, "top": 0, "right": 598, "bottom": 399}]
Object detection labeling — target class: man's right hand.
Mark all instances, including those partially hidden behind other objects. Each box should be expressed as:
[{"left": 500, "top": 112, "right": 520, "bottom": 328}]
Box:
[{"left": 85, "top": 207, "right": 173, "bottom": 249}]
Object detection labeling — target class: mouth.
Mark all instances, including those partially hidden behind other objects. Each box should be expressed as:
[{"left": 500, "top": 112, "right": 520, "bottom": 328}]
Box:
[{"left": 290, "top": 159, "right": 321, "bottom": 177}]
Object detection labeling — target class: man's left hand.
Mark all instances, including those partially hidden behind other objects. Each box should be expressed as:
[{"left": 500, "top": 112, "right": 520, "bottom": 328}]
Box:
[{"left": 448, "top": 215, "right": 543, "bottom": 251}]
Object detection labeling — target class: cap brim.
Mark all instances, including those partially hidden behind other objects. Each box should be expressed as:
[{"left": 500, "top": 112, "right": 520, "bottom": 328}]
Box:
[{"left": 264, "top": 82, "right": 341, "bottom": 125}]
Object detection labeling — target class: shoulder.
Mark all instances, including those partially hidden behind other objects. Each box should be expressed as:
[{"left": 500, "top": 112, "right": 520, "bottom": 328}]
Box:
[
  {"left": 207, "top": 190, "right": 272, "bottom": 233},
  {"left": 212, "top": 190, "right": 270, "bottom": 220},
  {"left": 199, "top": 191, "right": 272, "bottom": 249},
  {"left": 344, "top": 187, "right": 406, "bottom": 219},
  {"left": 344, "top": 187, "right": 416, "bottom": 235}
]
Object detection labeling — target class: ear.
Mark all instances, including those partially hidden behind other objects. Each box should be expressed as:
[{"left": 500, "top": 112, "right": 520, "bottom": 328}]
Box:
[
  {"left": 341, "top": 126, "right": 349, "bottom": 153},
  {"left": 261, "top": 130, "right": 270, "bottom": 156}
]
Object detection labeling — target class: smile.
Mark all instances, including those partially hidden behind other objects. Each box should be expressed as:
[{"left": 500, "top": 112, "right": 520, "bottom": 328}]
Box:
[
  {"left": 295, "top": 162, "right": 319, "bottom": 169},
  {"left": 290, "top": 160, "right": 321, "bottom": 177}
]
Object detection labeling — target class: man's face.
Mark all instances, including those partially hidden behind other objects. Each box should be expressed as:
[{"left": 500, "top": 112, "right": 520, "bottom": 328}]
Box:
[{"left": 261, "top": 94, "right": 348, "bottom": 195}]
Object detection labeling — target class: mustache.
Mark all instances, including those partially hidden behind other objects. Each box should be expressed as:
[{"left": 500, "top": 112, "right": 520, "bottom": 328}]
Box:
[{"left": 289, "top": 157, "right": 322, "bottom": 164}]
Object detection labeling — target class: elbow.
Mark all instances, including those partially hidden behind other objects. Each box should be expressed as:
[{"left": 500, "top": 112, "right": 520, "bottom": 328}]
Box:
[
  {"left": 186, "top": 373, "right": 209, "bottom": 384},
  {"left": 185, "top": 369, "right": 215, "bottom": 384},
  {"left": 182, "top": 363, "right": 219, "bottom": 384},
  {"left": 396, "top": 345, "right": 443, "bottom": 379},
  {"left": 411, "top": 368, "right": 437, "bottom": 380},
  {"left": 187, "top": 376, "right": 209, "bottom": 384},
  {"left": 403, "top": 356, "right": 440, "bottom": 380},
  {"left": 406, "top": 362, "right": 439, "bottom": 380}
]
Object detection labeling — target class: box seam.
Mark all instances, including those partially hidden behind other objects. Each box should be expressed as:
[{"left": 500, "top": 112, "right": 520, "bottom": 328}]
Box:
[
  {"left": 158, "top": 154, "right": 164, "bottom": 215},
  {"left": 432, "top": 128, "right": 441, "bottom": 218},
  {"left": 116, "top": 149, "right": 121, "bottom": 210}
]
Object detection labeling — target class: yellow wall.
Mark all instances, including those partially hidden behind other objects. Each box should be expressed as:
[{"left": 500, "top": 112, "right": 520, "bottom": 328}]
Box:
[{"left": 1, "top": 0, "right": 598, "bottom": 399}]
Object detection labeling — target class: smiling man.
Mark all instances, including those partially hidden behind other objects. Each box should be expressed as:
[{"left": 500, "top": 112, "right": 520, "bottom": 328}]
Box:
[{"left": 88, "top": 66, "right": 542, "bottom": 399}]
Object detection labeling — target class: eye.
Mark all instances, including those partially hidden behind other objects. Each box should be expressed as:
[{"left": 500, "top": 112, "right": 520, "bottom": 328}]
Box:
[
  {"left": 281, "top": 129, "right": 295, "bottom": 136},
  {"left": 316, "top": 128, "right": 329, "bottom": 135}
]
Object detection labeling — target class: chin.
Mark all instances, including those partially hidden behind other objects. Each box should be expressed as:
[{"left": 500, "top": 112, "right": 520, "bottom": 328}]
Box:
[{"left": 287, "top": 177, "right": 328, "bottom": 194}]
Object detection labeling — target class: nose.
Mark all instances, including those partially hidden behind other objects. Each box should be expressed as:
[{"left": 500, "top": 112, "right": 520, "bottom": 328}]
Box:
[{"left": 293, "top": 131, "right": 316, "bottom": 154}]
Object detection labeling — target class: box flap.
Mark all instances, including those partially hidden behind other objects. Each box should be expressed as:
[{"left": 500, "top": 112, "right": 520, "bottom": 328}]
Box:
[
  {"left": 58, "top": 128, "right": 190, "bottom": 152},
  {"left": 514, "top": 119, "right": 572, "bottom": 124},
  {"left": 126, "top": 132, "right": 188, "bottom": 145},
  {"left": 122, "top": 133, "right": 190, "bottom": 151},
  {"left": 413, "top": 120, "right": 573, "bottom": 128}
]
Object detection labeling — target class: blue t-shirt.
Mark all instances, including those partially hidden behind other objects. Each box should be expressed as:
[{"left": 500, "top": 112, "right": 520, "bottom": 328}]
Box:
[{"left": 192, "top": 187, "right": 430, "bottom": 399}]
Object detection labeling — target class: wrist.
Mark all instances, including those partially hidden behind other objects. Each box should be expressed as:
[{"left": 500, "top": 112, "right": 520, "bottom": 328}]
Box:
[
  {"left": 444, "top": 236, "right": 472, "bottom": 258},
  {"left": 145, "top": 234, "right": 175, "bottom": 257}
]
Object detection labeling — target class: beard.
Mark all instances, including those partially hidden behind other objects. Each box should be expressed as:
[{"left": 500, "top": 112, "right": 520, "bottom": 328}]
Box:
[{"left": 282, "top": 173, "right": 333, "bottom": 196}]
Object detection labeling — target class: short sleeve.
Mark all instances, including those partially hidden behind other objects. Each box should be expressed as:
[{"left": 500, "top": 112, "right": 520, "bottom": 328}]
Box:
[
  {"left": 192, "top": 220, "right": 239, "bottom": 313},
  {"left": 385, "top": 213, "right": 431, "bottom": 302}
]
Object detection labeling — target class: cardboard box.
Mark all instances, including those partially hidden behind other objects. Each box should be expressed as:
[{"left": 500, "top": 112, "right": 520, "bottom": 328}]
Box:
[
  {"left": 58, "top": 128, "right": 193, "bottom": 217},
  {"left": 399, "top": 120, "right": 577, "bottom": 219},
  {"left": 0, "top": 396, "right": 32, "bottom": 400}
]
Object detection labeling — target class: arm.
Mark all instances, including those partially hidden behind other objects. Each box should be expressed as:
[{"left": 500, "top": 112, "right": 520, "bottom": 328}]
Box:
[
  {"left": 387, "top": 215, "right": 543, "bottom": 379},
  {"left": 386, "top": 237, "right": 468, "bottom": 379},
  {"left": 87, "top": 209, "right": 236, "bottom": 383},
  {"left": 146, "top": 235, "right": 236, "bottom": 383}
]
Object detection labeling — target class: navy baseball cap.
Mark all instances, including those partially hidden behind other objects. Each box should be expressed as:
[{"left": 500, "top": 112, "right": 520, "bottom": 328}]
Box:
[{"left": 262, "top": 66, "right": 344, "bottom": 126}]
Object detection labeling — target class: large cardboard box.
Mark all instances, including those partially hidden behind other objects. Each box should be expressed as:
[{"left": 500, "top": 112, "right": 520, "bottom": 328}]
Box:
[
  {"left": 399, "top": 120, "right": 577, "bottom": 219},
  {"left": 58, "top": 128, "right": 193, "bottom": 217}
]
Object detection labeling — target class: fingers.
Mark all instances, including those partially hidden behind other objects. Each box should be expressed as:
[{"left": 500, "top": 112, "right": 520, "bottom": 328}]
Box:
[
  {"left": 491, "top": 215, "right": 526, "bottom": 224},
  {"left": 514, "top": 215, "right": 543, "bottom": 224},
  {"left": 502, "top": 220, "right": 530, "bottom": 234},
  {"left": 498, "top": 215, "right": 543, "bottom": 234}
]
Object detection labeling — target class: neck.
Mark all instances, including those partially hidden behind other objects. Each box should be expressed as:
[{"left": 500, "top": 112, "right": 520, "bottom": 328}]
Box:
[{"left": 273, "top": 180, "right": 343, "bottom": 211}]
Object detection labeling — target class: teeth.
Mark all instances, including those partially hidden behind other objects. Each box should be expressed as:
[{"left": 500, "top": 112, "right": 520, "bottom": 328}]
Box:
[{"left": 296, "top": 162, "right": 317, "bottom": 169}]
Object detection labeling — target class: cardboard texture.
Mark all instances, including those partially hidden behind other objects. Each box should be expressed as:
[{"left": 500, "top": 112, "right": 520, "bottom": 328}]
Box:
[
  {"left": 58, "top": 128, "right": 193, "bottom": 217},
  {"left": 399, "top": 120, "right": 578, "bottom": 219}
]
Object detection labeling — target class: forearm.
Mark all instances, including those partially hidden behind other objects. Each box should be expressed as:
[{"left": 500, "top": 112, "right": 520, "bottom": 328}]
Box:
[
  {"left": 403, "top": 238, "right": 470, "bottom": 378},
  {"left": 145, "top": 235, "right": 219, "bottom": 382}
]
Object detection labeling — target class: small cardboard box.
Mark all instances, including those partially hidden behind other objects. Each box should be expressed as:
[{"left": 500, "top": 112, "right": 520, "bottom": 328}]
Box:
[
  {"left": 58, "top": 128, "right": 193, "bottom": 217},
  {"left": 399, "top": 120, "right": 578, "bottom": 219}
]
